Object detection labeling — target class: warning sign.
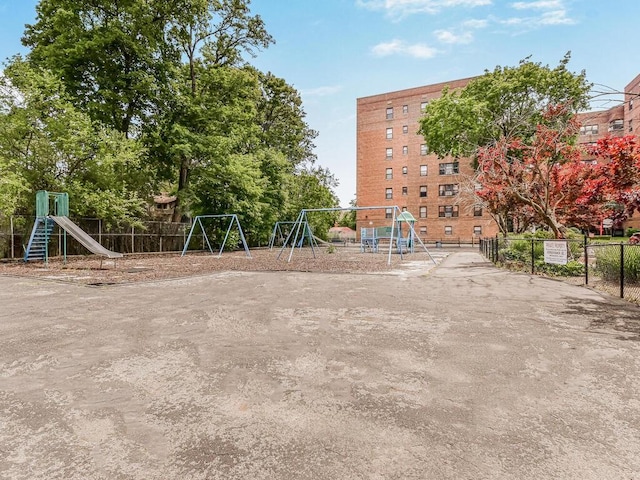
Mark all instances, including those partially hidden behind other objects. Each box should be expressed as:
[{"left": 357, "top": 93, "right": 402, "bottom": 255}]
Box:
[{"left": 544, "top": 240, "right": 568, "bottom": 265}]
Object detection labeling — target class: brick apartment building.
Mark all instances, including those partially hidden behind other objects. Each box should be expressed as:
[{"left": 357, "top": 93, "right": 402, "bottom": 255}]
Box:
[{"left": 356, "top": 73, "right": 640, "bottom": 240}]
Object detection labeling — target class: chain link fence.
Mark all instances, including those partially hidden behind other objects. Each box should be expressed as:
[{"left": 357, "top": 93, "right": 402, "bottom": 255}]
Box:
[
  {"left": 0, "top": 216, "right": 192, "bottom": 259},
  {"left": 480, "top": 236, "right": 640, "bottom": 305}
]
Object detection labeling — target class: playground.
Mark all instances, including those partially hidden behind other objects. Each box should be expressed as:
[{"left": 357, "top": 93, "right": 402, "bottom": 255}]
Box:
[
  {"left": 3, "top": 192, "right": 441, "bottom": 284},
  {"left": 0, "top": 246, "right": 441, "bottom": 285}
]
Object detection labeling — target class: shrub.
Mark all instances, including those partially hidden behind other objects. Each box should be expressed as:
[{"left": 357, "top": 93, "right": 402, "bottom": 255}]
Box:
[
  {"left": 594, "top": 245, "right": 640, "bottom": 283},
  {"left": 534, "top": 259, "right": 584, "bottom": 277},
  {"left": 222, "top": 229, "right": 241, "bottom": 252}
]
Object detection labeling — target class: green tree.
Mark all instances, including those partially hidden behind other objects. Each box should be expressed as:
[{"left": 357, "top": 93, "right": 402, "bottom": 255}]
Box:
[
  {"left": 0, "top": 59, "right": 153, "bottom": 225},
  {"left": 22, "top": 0, "right": 181, "bottom": 137},
  {"left": 418, "top": 54, "right": 591, "bottom": 159},
  {"left": 284, "top": 166, "right": 340, "bottom": 240},
  {"left": 418, "top": 54, "right": 592, "bottom": 235},
  {"left": 18, "top": 0, "right": 336, "bottom": 241},
  {"left": 255, "top": 70, "right": 317, "bottom": 168}
]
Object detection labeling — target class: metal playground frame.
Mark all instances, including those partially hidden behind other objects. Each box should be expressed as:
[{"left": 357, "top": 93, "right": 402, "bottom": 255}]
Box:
[
  {"left": 277, "top": 206, "right": 435, "bottom": 265},
  {"left": 181, "top": 214, "right": 251, "bottom": 257}
]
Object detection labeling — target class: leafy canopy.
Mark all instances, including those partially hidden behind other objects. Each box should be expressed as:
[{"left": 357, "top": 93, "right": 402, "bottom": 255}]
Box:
[{"left": 419, "top": 53, "right": 592, "bottom": 159}]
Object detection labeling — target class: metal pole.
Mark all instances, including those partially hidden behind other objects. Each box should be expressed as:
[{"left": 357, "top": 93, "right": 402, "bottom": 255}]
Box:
[
  {"left": 620, "top": 243, "right": 625, "bottom": 299},
  {"left": 285, "top": 211, "right": 305, "bottom": 262},
  {"left": 10, "top": 216, "right": 14, "bottom": 259},
  {"left": 235, "top": 215, "right": 251, "bottom": 258},
  {"left": 219, "top": 217, "right": 233, "bottom": 256},
  {"left": 388, "top": 208, "right": 397, "bottom": 265},
  {"left": 531, "top": 239, "right": 535, "bottom": 274},
  {"left": 584, "top": 235, "right": 589, "bottom": 285},
  {"left": 181, "top": 220, "right": 198, "bottom": 256}
]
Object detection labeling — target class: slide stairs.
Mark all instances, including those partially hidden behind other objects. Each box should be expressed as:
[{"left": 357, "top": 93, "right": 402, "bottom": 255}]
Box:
[{"left": 24, "top": 217, "right": 55, "bottom": 262}]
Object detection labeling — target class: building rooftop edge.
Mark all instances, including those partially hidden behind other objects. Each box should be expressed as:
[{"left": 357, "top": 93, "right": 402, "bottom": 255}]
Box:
[{"left": 356, "top": 75, "right": 480, "bottom": 102}]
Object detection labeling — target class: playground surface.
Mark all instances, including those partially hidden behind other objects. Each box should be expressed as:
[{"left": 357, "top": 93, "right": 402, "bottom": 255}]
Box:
[
  {"left": 0, "top": 247, "right": 439, "bottom": 285},
  {"left": 2, "top": 250, "right": 640, "bottom": 479}
]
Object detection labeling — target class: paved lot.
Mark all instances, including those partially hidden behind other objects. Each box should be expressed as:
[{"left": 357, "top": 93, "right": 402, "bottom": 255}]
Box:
[{"left": 1, "top": 250, "right": 640, "bottom": 479}]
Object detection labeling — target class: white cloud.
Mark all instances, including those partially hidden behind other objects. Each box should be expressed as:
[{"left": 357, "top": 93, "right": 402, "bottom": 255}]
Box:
[
  {"left": 371, "top": 39, "right": 439, "bottom": 58},
  {"left": 511, "top": 0, "right": 562, "bottom": 9},
  {"left": 502, "top": 0, "right": 576, "bottom": 29},
  {"left": 539, "top": 9, "right": 574, "bottom": 25},
  {"left": 462, "top": 18, "right": 488, "bottom": 28},
  {"left": 434, "top": 29, "right": 474, "bottom": 44},
  {"left": 357, "top": 0, "right": 492, "bottom": 19}
]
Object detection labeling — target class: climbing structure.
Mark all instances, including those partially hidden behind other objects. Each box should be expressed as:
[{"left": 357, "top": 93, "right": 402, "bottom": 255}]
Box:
[
  {"left": 24, "top": 190, "right": 123, "bottom": 263},
  {"left": 24, "top": 191, "right": 69, "bottom": 262}
]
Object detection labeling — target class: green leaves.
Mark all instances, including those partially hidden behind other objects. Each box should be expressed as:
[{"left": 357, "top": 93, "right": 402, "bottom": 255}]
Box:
[
  {"left": 1, "top": 0, "right": 336, "bottom": 243},
  {"left": 0, "top": 60, "right": 152, "bottom": 224},
  {"left": 419, "top": 54, "right": 591, "bottom": 159}
]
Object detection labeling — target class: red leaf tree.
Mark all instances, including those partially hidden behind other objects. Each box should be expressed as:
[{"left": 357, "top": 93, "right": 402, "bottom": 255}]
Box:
[
  {"left": 476, "top": 104, "right": 604, "bottom": 238},
  {"left": 588, "top": 136, "right": 640, "bottom": 226}
]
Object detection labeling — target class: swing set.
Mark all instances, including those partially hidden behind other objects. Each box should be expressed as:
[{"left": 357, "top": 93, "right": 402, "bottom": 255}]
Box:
[
  {"left": 181, "top": 214, "right": 251, "bottom": 257},
  {"left": 277, "top": 206, "right": 434, "bottom": 265}
]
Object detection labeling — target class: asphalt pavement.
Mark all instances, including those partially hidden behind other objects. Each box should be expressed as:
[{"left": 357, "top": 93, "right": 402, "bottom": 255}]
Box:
[{"left": 1, "top": 250, "right": 639, "bottom": 479}]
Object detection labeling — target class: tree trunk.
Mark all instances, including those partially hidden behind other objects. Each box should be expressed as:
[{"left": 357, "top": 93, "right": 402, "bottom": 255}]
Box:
[{"left": 172, "top": 155, "right": 190, "bottom": 222}]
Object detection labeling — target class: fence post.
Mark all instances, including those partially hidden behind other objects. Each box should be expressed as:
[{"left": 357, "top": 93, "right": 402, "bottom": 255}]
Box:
[
  {"left": 620, "top": 243, "right": 625, "bottom": 299},
  {"left": 131, "top": 226, "right": 135, "bottom": 253},
  {"left": 531, "top": 239, "right": 535, "bottom": 274},
  {"left": 98, "top": 219, "right": 102, "bottom": 245},
  {"left": 10, "top": 215, "right": 15, "bottom": 259},
  {"left": 584, "top": 235, "right": 589, "bottom": 285}
]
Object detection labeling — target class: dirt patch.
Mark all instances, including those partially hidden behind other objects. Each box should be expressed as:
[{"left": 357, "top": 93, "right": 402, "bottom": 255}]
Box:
[{"left": 0, "top": 247, "right": 436, "bottom": 285}]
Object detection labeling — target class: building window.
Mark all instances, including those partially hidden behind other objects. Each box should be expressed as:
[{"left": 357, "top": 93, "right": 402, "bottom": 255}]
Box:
[
  {"left": 385, "top": 208, "right": 393, "bottom": 219},
  {"left": 402, "top": 206, "right": 407, "bottom": 212},
  {"left": 402, "top": 104, "right": 409, "bottom": 114},
  {"left": 420, "top": 144, "right": 428, "bottom": 156},
  {"left": 402, "top": 145, "right": 408, "bottom": 155},
  {"left": 444, "top": 226, "right": 453, "bottom": 236},
  {"left": 630, "top": 99, "right": 634, "bottom": 111},
  {"left": 386, "top": 127, "right": 393, "bottom": 139},
  {"left": 439, "top": 162, "right": 459, "bottom": 175},
  {"left": 630, "top": 120, "right": 633, "bottom": 132},
  {"left": 386, "top": 107, "right": 393, "bottom": 120},
  {"left": 402, "top": 186, "right": 408, "bottom": 195},
  {"left": 579, "top": 124, "right": 598, "bottom": 135},
  {"left": 419, "top": 226, "right": 427, "bottom": 235},
  {"left": 402, "top": 125, "right": 409, "bottom": 134},
  {"left": 420, "top": 101, "right": 428, "bottom": 111},
  {"left": 386, "top": 148, "right": 393, "bottom": 159},
  {"left": 385, "top": 168, "right": 393, "bottom": 180},
  {"left": 439, "top": 205, "right": 459, "bottom": 218},
  {"left": 419, "top": 206, "right": 427, "bottom": 218},
  {"left": 420, "top": 165, "right": 428, "bottom": 176},
  {"left": 609, "top": 119, "right": 624, "bottom": 131},
  {"left": 402, "top": 166, "right": 408, "bottom": 175},
  {"left": 419, "top": 185, "right": 427, "bottom": 198},
  {"left": 473, "top": 226, "right": 482, "bottom": 236},
  {"left": 385, "top": 188, "right": 393, "bottom": 199},
  {"left": 473, "top": 205, "right": 483, "bottom": 216},
  {"left": 439, "top": 184, "right": 459, "bottom": 196}
]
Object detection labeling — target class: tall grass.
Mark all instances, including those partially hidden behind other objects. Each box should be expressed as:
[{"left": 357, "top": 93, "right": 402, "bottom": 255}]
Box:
[{"left": 594, "top": 245, "right": 640, "bottom": 283}]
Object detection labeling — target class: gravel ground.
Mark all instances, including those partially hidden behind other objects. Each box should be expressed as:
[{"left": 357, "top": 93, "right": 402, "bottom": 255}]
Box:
[{"left": 0, "top": 247, "right": 439, "bottom": 285}]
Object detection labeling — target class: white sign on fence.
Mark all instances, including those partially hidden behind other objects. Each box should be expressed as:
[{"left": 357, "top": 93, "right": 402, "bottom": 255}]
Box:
[{"left": 544, "top": 240, "right": 568, "bottom": 265}]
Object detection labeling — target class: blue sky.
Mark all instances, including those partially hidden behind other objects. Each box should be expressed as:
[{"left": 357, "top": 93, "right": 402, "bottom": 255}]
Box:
[{"left": 2, "top": 0, "right": 639, "bottom": 206}]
